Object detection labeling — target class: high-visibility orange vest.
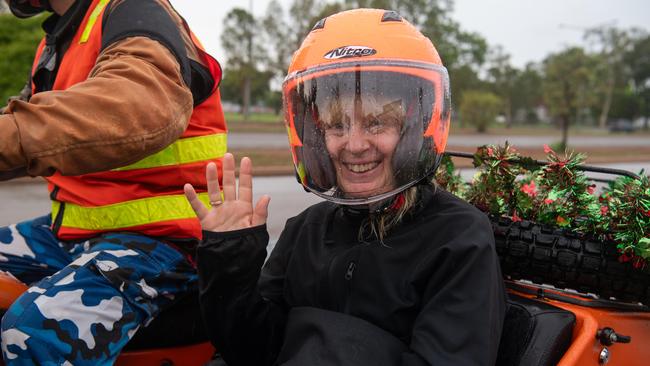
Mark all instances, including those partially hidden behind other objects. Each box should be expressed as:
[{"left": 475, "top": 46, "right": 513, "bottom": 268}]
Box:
[{"left": 31, "top": 0, "right": 226, "bottom": 241}]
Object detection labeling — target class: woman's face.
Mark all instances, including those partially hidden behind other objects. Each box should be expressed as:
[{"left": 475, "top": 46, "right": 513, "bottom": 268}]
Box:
[{"left": 321, "top": 96, "right": 403, "bottom": 198}]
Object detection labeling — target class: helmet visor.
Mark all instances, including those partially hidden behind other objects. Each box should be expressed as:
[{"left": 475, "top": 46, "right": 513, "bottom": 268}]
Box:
[{"left": 283, "top": 60, "right": 450, "bottom": 205}]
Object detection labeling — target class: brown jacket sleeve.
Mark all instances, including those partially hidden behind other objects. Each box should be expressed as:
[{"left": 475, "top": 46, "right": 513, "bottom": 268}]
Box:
[{"left": 0, "top": 35, "right": 193, "bottom": 180}]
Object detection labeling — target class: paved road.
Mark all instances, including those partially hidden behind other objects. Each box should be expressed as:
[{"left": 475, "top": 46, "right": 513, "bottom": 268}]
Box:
[
  {"left": 1, "top": 162, "right": 647, "bottom": 243},
  {"left": 229, "top": 132, "right": 650, "bottom": 149}
]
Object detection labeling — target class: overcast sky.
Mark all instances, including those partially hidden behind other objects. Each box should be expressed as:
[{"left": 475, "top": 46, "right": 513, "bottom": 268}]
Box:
[{"left": 171, "top": 0, "right": 649, "bottom": 69}]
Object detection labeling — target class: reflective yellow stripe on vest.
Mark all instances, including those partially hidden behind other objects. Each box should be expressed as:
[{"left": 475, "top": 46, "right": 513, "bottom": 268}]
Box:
[
  {"left": 113, "top": 133, "right": 227, "bottom": 171},
  {"left": 52, "top": 193, "right": 211, "bottom": 231},
  {"left": 79, "top": 0, "right": 110, "bottom": 44}
]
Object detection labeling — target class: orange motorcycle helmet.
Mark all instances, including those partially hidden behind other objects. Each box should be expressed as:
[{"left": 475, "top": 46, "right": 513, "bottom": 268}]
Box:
[{"left": 282, "top": 8, "right": 451, "bottom": 205}]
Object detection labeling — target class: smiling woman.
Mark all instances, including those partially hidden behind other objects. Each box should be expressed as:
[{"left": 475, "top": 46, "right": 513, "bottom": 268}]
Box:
[
  {"left": 321, "top": 92, "right": 403, "bottom": 198},
  {"left": 190, "top": 8, "right": 506, "bottom": 366},
  {"left": 284, "top": 64, "right": 450, "bottom": 205}
]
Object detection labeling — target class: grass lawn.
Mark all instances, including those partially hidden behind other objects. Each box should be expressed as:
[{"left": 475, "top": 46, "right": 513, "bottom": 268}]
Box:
[{"left": 225, "top": 112, "right": 650, "bottom": 137}]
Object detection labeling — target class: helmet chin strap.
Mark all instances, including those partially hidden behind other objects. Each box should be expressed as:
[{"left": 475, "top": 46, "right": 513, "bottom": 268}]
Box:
[{"left": 344, "top": 193, "right": 401, "bottom": 216}]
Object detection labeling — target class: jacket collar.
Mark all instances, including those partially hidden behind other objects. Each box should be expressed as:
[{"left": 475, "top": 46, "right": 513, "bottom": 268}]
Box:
[{"left": 42, "top": 0, "right": 92, "bottom": 45}]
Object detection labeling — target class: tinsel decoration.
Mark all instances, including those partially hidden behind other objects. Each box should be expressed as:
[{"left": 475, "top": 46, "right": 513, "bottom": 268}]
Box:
[
  {"left": 466, "top": 142, "right": 526, "bottom": 216},
  {"left": 437, "top": 144, "right": 649, "bottom": 264},
  {"left": 531, "top": 145, "right": 602, "bottom": 234},
  {"left": 434, "top": 155, "right": 468, "bottom": 199},
  {"left": 600, "top": 173, "right": 650, "bottom": 266}
]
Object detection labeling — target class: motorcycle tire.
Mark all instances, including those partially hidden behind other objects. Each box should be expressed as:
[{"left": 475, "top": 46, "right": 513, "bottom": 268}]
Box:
[{"left": 491, "top": 215, "right": 650, "bottom": 306}]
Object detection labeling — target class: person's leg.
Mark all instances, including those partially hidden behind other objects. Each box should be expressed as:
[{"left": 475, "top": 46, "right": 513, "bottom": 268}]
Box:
[
  {"left": 0, "top": 215, "right": 73, "bottom": 284},
  {"left": 1, "top": 233, "right": 197, "bottom": 365}
]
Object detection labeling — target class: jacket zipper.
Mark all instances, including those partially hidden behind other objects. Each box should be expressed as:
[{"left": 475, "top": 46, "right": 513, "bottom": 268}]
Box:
[
  {"left": 343, "top": 260, "right": 356, "bottom": 313},
  {"left": 345, "top": 261, "right": 356, "bottom": 280}
]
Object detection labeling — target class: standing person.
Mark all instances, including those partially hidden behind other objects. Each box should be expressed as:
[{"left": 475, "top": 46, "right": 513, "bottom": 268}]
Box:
[
  {"left": 0, "top": 0, "right": 227, "bottom": 364},
  {"left": 186, "top": 9, "right": 505, "bottom": 366}
]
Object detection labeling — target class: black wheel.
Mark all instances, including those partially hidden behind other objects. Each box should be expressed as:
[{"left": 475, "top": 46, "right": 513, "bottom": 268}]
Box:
[{"left": 491, "top": 215, "right": 650, "bottom": 306}]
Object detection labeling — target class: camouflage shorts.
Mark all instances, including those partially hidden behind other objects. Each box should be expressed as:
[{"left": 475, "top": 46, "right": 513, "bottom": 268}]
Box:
[{"left": 0, "top": 215, "right": 198, "bottom": 365}]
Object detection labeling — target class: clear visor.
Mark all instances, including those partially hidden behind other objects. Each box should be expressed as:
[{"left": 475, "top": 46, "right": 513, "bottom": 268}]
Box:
[{"left": 283, "top": 61, "right": 450, "bottom": 205}]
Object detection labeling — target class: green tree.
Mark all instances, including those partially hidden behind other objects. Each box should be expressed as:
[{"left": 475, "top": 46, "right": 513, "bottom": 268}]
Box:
[
  {"left": 624, "top": 34, "right": 650, "bottom": 129},
  {"left": 510, "top": 63, "right": 544, "bottom": 124},
  {"left": 585, "top": 26, "right": 633, "bottom": 128},
  {"left": 486, "top": 45, "right": 518, "bottom": 128},
  {"left": 221, "top": 8, "right": 267, "bottom": 119},
  {"left": 542, "top": 47, "right": 595, "bottom": 149},
  {"left": 608, "top": 86, "right": 640, "bottom": 120},
  {"left": 459, "top": 90, "right": 502, "bottom": 133},
  {"left": 220, "top": 67, "right": 274, "bottom": 111},
  {"left": 262, "top": 0, "right": 343, "bottom": 81},
  {"left": 0, "top": 14, "right": 45, "bottom": 106},
  {"left": 343, "top": 0, "right": 487, "bottom": 110}
]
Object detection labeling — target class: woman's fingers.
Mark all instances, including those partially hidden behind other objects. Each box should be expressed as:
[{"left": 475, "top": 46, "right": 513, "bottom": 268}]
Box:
[
  {"left": 184, "top": 183, "right": 209, "bottom": 219},
  {"left": 238, "top": 157, "right": 253, "bottom": 204},
  {"left": 252, "top": 195, "right": 271, "bottom": 226},
  {"left": 221, "top": 153, "right": 237, "bottom": 201},
  {"left": 206, "top": 162, "right": 221, "bottom": 205}
]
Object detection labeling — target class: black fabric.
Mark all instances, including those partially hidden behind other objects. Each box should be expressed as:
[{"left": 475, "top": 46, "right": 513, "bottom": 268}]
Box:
[
  {"left": 197, "top": 187, "right": 507, "bottom": 366},
  {"left": 496, "top": 294, "right": 575, "bottom": 366},
  {"left": 277, "top": 307, "right": 408, "bottom": 366},
  {"left": 188, "top": 59, "right": 215, "bottom": 106},
  {"left": 124, "top": 289, "right": 208, "bottom": 350},
  {"left": 100, "top": 0, "right": 192, "bottom": 88},
  {"left": 32, "top": 0, "right": 92, "bottom": 93}
]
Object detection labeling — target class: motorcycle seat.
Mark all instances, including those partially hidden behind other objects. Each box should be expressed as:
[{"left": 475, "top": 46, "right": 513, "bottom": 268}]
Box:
[{"left": 496, "top": 293, "right": 575, "bottom": 366}]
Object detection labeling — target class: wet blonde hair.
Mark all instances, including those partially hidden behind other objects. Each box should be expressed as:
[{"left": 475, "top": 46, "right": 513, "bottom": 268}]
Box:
[{"left": 320, "top": 94, "right": 405, "bottom": 132}]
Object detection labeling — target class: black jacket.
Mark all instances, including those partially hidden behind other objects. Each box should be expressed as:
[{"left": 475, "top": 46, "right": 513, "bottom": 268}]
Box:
[{"left": 197, "top": 187, "right": 506, "bottom": 366}]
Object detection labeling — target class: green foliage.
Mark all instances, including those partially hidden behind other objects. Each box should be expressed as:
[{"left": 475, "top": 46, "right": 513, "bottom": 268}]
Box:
[
  {"left": 434, "top": 154, "right": 468, "bottom": 199},
  {"left": 221, "top": 8, "right": 266, "bottom": 68},
  {"left": 542, "top": 47, "right": 596, "bottom": 147},
  {"left": 512, "top": 63, "right": 543, "bottom": 124},
  {"left": 220, "top": 66, "right": 274, "bottom": 106},
  {"left": 466, "top": 143, "right": 525, "bottom": 215},
  {"left": 438, "top": 144, "right": 650, "bottom": 262},
  {"left": 0, "top": 14, "right": 45, "bottom": 105},
  {"left": 459, "top": 90, "right": 502, "bottom": 133},
  {"left": 542, "top": 47, "right": 595, "bottom": 121},
  {"left": 601, "top": 173, "right": 650, "bottom": 262}
]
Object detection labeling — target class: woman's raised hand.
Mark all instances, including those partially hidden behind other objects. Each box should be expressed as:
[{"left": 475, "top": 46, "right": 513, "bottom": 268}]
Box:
[{"left": 184, "top": 153, "right": 271, "bottom": 232}]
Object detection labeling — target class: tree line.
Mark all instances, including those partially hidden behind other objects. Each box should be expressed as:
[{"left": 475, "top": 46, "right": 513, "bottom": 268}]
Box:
[
  {"left": 219, "top": 0, "right": 650, "bottom": 141},
  {"left": 1, "top": 0, "right": 649, "bottom": 145}
]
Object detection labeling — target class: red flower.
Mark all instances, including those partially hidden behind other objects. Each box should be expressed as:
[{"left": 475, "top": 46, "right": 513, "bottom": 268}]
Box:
[
  {"left": 543, "top": 144, "right": 554, "bottom": 154},
  {"left": 520, "top": 181, "right": 537, "bottom": 197},
  {"left": 632, "top": 258, "right": 646, "bottom": 270},
  {"left": 512, "top": 211, "right": 522, "bottom": 222},
  {"left": 556, "top": 216, "right": 568, "bottom": 226},
  {"left": 587, "top": 185, "right": 596, "bottom": 195},
  {"left": 487, "top": 147, "right": 494, "bottom": 157},
  {"left": 600, "top": 206, "right": 609, "bottom": 216},
  {"left": 642, "top": 209, "right": 650, "bottom": 217},
  {"left": 544, "top": 198, "right": 555, "bottom": 205}
]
